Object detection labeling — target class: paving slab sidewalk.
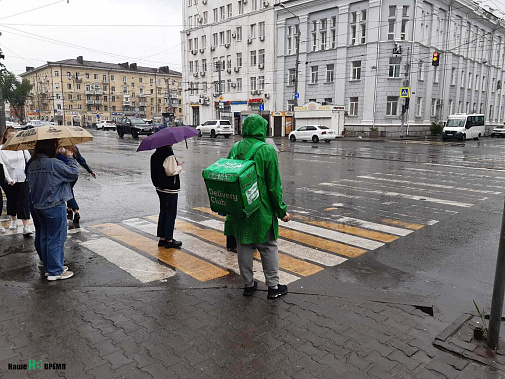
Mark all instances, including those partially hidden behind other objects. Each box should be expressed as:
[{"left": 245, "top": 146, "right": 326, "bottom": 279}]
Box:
[{"left": 1, "top": 284, "right": 504, "bottom": 378}]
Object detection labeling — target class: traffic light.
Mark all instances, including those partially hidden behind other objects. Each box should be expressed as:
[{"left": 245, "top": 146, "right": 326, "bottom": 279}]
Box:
[{"left": 432, "top": 51, "right": 440, "bottom": 66}]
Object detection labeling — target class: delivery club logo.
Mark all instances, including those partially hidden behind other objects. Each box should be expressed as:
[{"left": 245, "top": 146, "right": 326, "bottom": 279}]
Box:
[{"left": 208, "top": 188, "right": 239, "bottom": 205}]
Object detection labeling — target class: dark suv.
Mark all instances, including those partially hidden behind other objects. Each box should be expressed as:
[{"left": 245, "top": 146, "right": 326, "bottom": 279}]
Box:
[{"left": 116, "top": 116, "right": 153, "bottom": 139}]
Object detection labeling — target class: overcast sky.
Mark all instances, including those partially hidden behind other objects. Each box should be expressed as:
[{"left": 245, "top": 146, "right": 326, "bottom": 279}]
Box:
[{"left": 0, "top": 0, "right": 183, "bottom": 76}]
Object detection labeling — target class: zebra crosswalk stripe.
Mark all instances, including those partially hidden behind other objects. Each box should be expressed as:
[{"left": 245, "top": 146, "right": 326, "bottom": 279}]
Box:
[
  {"left": 122, "top": 218, "right": 300, "bottom": 285},
  {"left": 80, "top": 237, "right": 176, "bottom": 283}
]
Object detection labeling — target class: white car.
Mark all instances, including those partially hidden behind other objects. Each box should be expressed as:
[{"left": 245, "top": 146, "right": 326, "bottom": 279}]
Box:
[
  {"left": 196, "top": 120, "right": 233, "bottom": 138},
  {"left": 96, "top": 120, "right": 116, "bottom": 130},
  {"left": 26, "top": 120, "right": 49, "bottom": 128},
  {"left": 491, "top": 125, "right": 505, "bottom": 137},
  {"left": 289, "top": 125, "right": 336, "bottom": 143},
  {"left": 6, "top": 121, "right": 22, "bottom": 130}
]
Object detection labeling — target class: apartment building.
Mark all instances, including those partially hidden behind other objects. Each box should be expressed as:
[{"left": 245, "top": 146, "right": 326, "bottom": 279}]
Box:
[
  {"left": 277, "top": 0, "right": 505, "bottom": 136},
  {"left": 21, "top": 56, "right": 182, "bottom": 127},
  {"left": 182, "top": 0, "right": 278, "bottom": 135}
]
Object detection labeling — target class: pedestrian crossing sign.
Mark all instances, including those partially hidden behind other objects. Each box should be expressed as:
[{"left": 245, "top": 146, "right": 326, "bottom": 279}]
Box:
[{"left": 400, "top": 87, "right": 410, "bottom": 98}]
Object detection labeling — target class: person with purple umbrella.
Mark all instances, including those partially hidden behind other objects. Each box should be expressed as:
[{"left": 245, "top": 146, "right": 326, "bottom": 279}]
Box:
[
  {"left": 150, "top": 144, "right": 183, "bottom": 248},
  {"left": 139, "top": 126, "right": 199, "bottom": 249}
]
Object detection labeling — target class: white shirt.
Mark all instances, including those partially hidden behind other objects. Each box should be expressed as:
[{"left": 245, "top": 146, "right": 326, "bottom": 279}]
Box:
[{"left": 0, "top": 145, "right": 31, "bottom": 183}]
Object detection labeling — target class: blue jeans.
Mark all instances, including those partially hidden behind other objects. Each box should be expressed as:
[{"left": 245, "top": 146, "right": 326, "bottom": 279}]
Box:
[
  {"left": 156, "top": 192, "right": 178, "bottom": 241},
  {"left": 67, "top": 180, "right": 78, "bottom": 211},
  {"left": 36, "top": 203, "right": 67, "bottom": 276},
  {"left": 30, "top": 204, "right": 41, "bottom": 260}
]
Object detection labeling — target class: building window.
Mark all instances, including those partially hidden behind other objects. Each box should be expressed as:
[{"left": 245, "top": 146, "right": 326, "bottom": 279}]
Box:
[
  {"left": 67, "top": 84, "right": 72, "bottom": 90},
  {"left": 402, "top": 5, "right": 409, "bottom": 17},
  {"left": 287, "top": 26, "right": 293, "bottom": 54},
  {"left": 111, "top": 75, "right": 115, "bottom": 81},
  {"left": 85, "top": 73, "right": 90, "bottom": 79},
  {"left": 320, "top": 30, "right": 327, "bottom": 50},
  {"left": 450, "top": 67, "right": 456, "bottom": 85},
  {"left": 389, "top": 58, "right": 401, "bottom": 78},
  {"left": 94, "top": 74, "right": 98, "bottom": 80},
  {"left": 226, "top": 30, "right": 231, "bottom": 44},
  {"left": 227, "top": 79, "right": 232, "bottom": 92},
  {"left": 227, "top": 3, "right": 232, "bottom": 18},
  {"left": 250, "top": 77, "right": 257, "bottom": 90},
  {"left": 475, "top": 75, "right": 479, "bottom": 91},
  {"left": 68, "top": 94, "right": 72, "bottom": 100},
  {"left": 312, "top": 32, "right": 317, "bottom": 51},
  {"left": 311, "top": 66, "right": 318, "bottom": 84},
  {"left": 349, "top": 97, "right": 358, "bottom": 116},
  {"left": 388, "top": 20, "right": 395, "bottom": 40},
  {"left": 434, "top": 67, "right": 439, "bottom": 83},
  {"left": 203, "top": 11, "right": 208, "bottom": 24},
  {"left": 386, "top": 96, "right": 398, "bottom": 115},
  {"left": 460, "top": 71, "right": 465, "bottom": 88},
  {"left": 352, "top": 61, "right": 361, "bottom": 80},
  {"left": 236, "top": 26, "right": 242, "bottom": 42},
  {"left": 220, "top": 6, "right": 225, "bottom": 20},
  {"left": 213, "top": 8, "right": 218, "bottom": 22},
  {"left": 389, "top": 5, "right": 396, "bottom": 17},
  {"left": 418, "top": 62, "right": 424, "bottom": 81},
  {"left": 431, "top": 99, "right": 439, "bottom": 117},
  {"left": 350, "top": 26, "right": 356, "bottom": 45},
  {"left": 54, "top": 70, "right": 59, "bottom": 77},
  {"left": 238, "top": 0, "right": 243, "bottom": 15},
  {"left": 468, "top": 73, "right": 472, "bottom": 89},
  {"left": 326, "top": 64, "right": 334, "bottom": 82},
  {"left": 482, "top": 76, "right": 486, "bottom": 91},
  {"left": 237, "top": 78, "right": 242, "bottom": 91},
  {"left": 258, "top": 76, "right": 265, "bottom": 90},
  {"left": 252, "top": 0, "right": 258, "bottom": 11},
  {"left": 361, "top": 24, "right": 366, "bottom": 44},
  {"left": 250, "top": 23, "right": 257, "bottom": 39},
  {"left": 331, "top": 16, "right": 336, "bottom": 28},
  {"left": 250, "top": 50, "right": 257, "bottom": 66},
  {"left": 400, "top": 20, "right": 407, "bottom": 40},
  {"left": 220, "top": 31, "right": 225, "bottom": 45},
  {"left": 258, "top": 49, "right": 265, "bottom": 65},
  {"left": 449, "top": 99, "right": 454, "bottom": 115},
  {"left": 289, "top": 69, "right": 296, "bottom": 86},
  {"left": 331, "top": 29, "right": 336, "bottom": 49},
  {"left": 236, "top": 53, "right": 242, "bottom": 68},
  {"left": 416, "top": 97, "right": 423, "bottom": 117},
  {"left": 259, "top": 22, "right": 265, "bottom": 39}
]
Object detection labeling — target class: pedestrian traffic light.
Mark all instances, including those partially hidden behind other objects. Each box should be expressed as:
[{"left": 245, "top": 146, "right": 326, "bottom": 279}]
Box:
[
  {"left": 432, "top": 52, "right": 440, "bottom": 66},
  {"left": 405, "top": 97, "right": 410, "bottom": 110}
]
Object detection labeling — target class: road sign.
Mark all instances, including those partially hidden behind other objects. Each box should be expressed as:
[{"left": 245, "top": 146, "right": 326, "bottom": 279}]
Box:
[
  {"left": 219, "top": 96, "right": 223, "bottom": 101},
  {"left": 259, "top": 104, "right": 264, "bottom": 111},
  {"left": 400, "top": 87, "right": 410, "bottom": 98},
  {"left": 294, "top": 92, "right": 300, "bottom": 100},
  {"left": 96, "top": 114, "right": 100, "bottom": 119}
]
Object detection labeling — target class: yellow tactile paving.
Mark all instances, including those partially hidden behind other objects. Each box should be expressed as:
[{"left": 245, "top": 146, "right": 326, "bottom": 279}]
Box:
[
  {"left": 193, "top": 207, "right": 367, "bottom": 258},
  {"left": 175, "top": 220, "right": 323, "bottom": 277},
  {"left": 92, "top": 223, "right": 229, "bottom": 282},
  {"left": 193, "top": 207, "right": 225, "bottom": 219},
  {"left": 380, "top": 218, "right": 424, "bottom": 230},
  {"left": 293, "top": 214, "right": 398, "bottom": 243}
]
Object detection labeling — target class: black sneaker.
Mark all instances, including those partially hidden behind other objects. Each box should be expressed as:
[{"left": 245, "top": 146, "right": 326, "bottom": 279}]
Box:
[
  {"left": 158, "top": 240, "right": 166, "bottom": 247},
  {"left": 165, "top": 240, "right": 182, "bottom": 248},
  {"left": 73, "top": 212, "right": 80, "bottom": 224},
  {"left": 67, "top": 210, "right": 73, "bottom": 220},
  {"left": 267, "top": 284, "right": 288, "bottom": 299},
  {"left": 243, "top": 281, "right": 258, "bottom": 297}
]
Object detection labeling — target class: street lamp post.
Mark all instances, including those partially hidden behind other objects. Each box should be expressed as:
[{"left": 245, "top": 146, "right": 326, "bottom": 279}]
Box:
[{"left": 279, "top": 2, "right": 301, "bottom": 133}]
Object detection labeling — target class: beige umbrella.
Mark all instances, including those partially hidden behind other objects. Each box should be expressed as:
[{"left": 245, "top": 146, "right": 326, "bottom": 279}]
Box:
[{"left": 1, "top": 125, "right": 93, "bottom": 151}]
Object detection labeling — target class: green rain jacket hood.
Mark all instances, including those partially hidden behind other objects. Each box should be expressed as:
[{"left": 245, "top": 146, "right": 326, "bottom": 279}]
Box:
[{"left": 224, "top": 115, "right": 287, "bottom": 244}]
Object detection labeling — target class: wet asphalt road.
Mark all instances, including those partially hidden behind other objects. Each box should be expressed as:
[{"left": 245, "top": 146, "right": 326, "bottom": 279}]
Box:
[{"left": 3, "top": 129, "right": 505, "bottom": 323}]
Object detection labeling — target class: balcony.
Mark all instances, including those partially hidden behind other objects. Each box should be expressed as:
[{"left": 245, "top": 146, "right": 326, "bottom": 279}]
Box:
[
  {"left": 85, "top": 90, "right": 95, "bottom": 95},
  {"left": 139, "top": 101, "right": 147, "bottom": 106},
  {"left": 94, "top": 90, "right": 103, "bottom": 95},
  {"left": 102, "top": 79, "right": 109, "bottom": 84},
  {"left": 123, "top": 100, "right": 131, "bottom": 105},
  {"left": 95, "top": 100, "right": 104, "bottom": 105},
  {"left": 138, "top": 93, "right": 147, "bottom": 98},
  {"left": 85, "top": 100, "right": 95, "bottom": 105}
]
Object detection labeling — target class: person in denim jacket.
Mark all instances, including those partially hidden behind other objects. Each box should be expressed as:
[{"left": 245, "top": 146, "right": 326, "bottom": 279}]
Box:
[{"left": 27, "top": 139, "right": 79, "bottom": 281}]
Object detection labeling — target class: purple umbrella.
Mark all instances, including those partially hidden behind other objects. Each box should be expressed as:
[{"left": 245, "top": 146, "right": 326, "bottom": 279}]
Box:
[{"left": 137, "top": 126, "right": 200, "bottom": 151}]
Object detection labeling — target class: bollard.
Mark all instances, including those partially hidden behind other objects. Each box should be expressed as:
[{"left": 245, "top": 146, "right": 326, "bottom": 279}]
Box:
[{"left": 487, "top": 199, "right": 505, "bottom": 350}]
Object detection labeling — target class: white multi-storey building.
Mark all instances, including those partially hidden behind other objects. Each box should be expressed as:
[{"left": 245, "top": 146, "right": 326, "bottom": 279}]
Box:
[
  {"left": 276, "top": 0, "right": 505, "bottom": 137},
  {"left": 182, "top": 0, "right": 279, "bottom": 135}
]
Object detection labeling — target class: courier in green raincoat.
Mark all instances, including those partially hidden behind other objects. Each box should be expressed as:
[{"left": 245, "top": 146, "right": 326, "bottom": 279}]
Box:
[{"left": 224, "top": 114, "right": 291, "bottom": 299}]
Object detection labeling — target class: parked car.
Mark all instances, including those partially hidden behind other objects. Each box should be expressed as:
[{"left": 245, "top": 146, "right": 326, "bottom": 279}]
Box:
[
  {"left": 96, "top": 120, "right": 116, "bottom": 131},
  {"left": 116, "top": 116, "right": 153, "bottom": 138},
  {"left": 491, "top": 124, "right": 505, "bottom": 137},
  {"left": 6, "top": 121, "right": 22, "bottom": 130},
  {"left": 289, "top": 125, "right": 336, "bottom": 143},
  {"left": 196, "top": 120, "right": 233, "bottom": 138},
  {"left": 25, "top": 120, "right": 49, "bottom": 129}
]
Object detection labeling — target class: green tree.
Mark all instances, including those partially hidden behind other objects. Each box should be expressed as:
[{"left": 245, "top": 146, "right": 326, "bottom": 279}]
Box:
[{"left": 0, "top": 67, "right": 33, "bottom": 125}]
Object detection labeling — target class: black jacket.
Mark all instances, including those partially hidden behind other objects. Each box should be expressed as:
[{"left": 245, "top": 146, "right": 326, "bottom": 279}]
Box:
[{"left": 150, "top": 147, "right": 180, "bottom": 192}]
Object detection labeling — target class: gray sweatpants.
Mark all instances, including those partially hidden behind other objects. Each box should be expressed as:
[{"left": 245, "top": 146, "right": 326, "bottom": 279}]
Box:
[{"left": 236, "top": 229, "right": 279, "bottom": 288}]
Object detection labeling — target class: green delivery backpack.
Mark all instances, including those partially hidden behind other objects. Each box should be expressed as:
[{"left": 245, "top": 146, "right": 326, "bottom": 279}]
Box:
[{"left": 202, "top": 141, "right": 265, "bottom": 218}]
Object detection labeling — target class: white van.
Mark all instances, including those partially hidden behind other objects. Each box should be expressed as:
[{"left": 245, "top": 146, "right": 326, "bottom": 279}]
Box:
[{"left": 442, "top": 114, "right": 485, "bottom": 141}]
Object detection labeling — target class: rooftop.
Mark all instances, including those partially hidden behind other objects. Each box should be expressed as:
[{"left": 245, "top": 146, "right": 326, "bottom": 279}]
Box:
[{"left": 21, "top": 56, "right": 181, "bottom": 77}]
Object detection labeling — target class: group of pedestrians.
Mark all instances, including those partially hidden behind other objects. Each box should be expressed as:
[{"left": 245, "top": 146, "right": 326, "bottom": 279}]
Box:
[
  {"left": 151, "top": 114, "right": 291, "bottom": 299},
  {"left": 0, "top": 126, "right": 96, "bottom": 281}
]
